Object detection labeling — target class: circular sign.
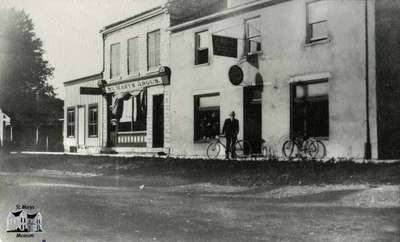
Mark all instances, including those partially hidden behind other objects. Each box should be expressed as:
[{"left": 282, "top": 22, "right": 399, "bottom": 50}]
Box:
[{"left": 228, "top": 65, "right": 243, "bottom": 86}]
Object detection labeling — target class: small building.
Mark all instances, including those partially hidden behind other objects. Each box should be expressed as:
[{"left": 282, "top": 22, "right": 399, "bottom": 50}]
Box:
[
  {"left": 0, "top": 109, "right": 13, "bottom": 148},
  {"left": 7, "top": 210, "right": 42, "bottom": 233},
  {"left": 64, "top": 73, "right": 104, "bottom": 153}
]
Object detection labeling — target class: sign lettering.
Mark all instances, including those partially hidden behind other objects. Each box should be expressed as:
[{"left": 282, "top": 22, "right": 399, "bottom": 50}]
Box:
[{"left": 105, "top": 76, "right": 164, "bottom": 94}]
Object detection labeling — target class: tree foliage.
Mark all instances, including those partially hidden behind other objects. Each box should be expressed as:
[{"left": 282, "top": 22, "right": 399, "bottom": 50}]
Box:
[{"left": 0, "top": 8, "right": 62, "bottom": 128}]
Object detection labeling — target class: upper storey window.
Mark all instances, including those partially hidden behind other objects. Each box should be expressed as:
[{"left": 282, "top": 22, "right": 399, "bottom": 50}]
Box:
[
  {"left": 245, "top": 17, "right": 262, "bottom": 55},
  {"left": 306, "top": 1, "right": 328, "bottom": 43},
  {"left": 127, "top": 37, "right": 139, "bottom": 75},
  {"left": 110, "top": 43, "right": 121, "bottom": 79},
  {"left": 147, "top": 30, "right": 161, "bottom": 70},
  {"left": 195, "top": 30, "right": 209, "bottom": 65}
]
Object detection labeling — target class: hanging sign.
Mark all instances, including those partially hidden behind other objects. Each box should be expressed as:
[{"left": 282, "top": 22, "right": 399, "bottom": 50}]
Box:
[
  {"left": 80, "top": 87, "right": 103, "bottom": 95},
  {"left": 105, "top": 76, "right": 164, "bottom": 94},
  {"left": 228, "top": 65, "right": 243, "bottom": 85},
  {"left": 212, "top": 35, "right": 238, "bottom": 58}
]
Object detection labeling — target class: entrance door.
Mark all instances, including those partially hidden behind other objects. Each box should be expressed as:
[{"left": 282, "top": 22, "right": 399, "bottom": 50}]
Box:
[
  {"left": 243, "top": 87, "right": 262, "bottom": 153},
  {"left": 152, "top": 94, "right": 164, "bottom": 148},
  {"left": 78, "top": 106, "right": 85, "bottom": 147}
]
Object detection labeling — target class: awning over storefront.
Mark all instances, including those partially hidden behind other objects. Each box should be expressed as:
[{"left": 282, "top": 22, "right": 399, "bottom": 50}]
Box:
[
  {"left": 111, "top": 92, "right": 131, "bottom": 121},
  {"left": 111, "top": 89, "right": 147, "bottom": 122},
  {"left": 106, "top": 67, "right": 170, "bottom": 123}
]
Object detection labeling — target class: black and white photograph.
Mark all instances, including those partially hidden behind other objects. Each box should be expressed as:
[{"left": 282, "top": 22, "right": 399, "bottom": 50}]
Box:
[{"left": 0, "top": 0, "right": 399, "bottom": 241}]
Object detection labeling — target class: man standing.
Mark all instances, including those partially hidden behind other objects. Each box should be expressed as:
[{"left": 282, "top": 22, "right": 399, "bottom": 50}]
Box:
[{"left": 222, "top": 111, "right": 239, "bottom": 159}]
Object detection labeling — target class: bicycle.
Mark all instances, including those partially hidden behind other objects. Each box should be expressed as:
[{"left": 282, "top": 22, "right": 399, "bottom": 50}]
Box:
[
  {"left": 281, "top": 134, "right": 326, "bottom": 159},
  {"left": 206, "top": 135, "right": 252, "bottom": 159}
]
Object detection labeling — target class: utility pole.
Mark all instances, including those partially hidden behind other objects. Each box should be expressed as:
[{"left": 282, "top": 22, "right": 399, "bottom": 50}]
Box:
[{"left": 364, "top": 0, "right": 372, "bottom": 159}]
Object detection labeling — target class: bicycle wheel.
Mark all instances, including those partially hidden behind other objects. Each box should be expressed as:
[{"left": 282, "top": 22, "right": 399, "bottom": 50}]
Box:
[
  {"left": 282, "top": 140, "right": 296, "bottom": 159},
  {"left": 233, "top": 140, "right": 252, "bottom": 158},
  {"left": 314, "top": 140, "right": 326, "bottom": 159},
  {"left": 304, "top": 140, "right": 318, "bottom": 158},
  {"left": 206, "top": 141, "right": 220, "bottom": 159}
]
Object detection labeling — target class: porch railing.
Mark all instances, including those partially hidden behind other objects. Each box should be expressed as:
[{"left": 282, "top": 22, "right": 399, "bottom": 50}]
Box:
[{"left": 111, "top": 131, "right": 146, "bottom": 147}]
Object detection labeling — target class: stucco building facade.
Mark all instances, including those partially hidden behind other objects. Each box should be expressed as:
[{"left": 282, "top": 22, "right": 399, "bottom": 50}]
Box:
[{"left": 168, "top": 0, "right": 378, "bottom": 158}]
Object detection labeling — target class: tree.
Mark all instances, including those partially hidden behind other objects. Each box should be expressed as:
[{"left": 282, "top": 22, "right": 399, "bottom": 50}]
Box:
[{"left": 0, "top": 8, "right": 62, "bottom": 147}]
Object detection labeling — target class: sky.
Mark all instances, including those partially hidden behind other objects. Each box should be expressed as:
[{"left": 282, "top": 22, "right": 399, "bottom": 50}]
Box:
[{"left": 1, "top": 0, "right": 166, "bottom": 99}]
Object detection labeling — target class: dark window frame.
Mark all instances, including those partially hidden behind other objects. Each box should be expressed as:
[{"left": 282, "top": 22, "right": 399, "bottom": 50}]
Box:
[
  {"left": 306, "top": 0, "right": 328, "bottom": 44},
  {"left": 195, "top": 30, "right": 209, "bottom": 65},
  {"left": 67, "top": 107, "right": 76, "bottom": 138},
  {"left": 110, "top": 42, "right": 121, "bottom": 79},
  {"left": 147, "top": 29, "right": 161, "bottom": 70},
  {"left": 194, "top": 93, "right": 220, "bottom": 142},
  {"left": 88, "top": 104, "right": 98, "bottom": 138},
  {"left": 244, "top": 16, "right": 262, "bottom": 55},
  {"left": 290, "top": 79, "right": 329, "bottom": 139}
]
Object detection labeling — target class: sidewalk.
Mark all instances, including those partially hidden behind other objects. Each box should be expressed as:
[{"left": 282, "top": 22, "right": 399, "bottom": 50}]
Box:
[{"left": 16, "top": 151, "right": 400, "bottom": 163}]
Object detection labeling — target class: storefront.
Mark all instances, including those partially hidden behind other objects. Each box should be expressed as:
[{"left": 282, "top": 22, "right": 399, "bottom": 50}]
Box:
[
  {"left": 168, "top": 0, "right": 379, "bottom": 159},
  {"left": 100, "top": 67, "right": 171, "bottom": 152}
]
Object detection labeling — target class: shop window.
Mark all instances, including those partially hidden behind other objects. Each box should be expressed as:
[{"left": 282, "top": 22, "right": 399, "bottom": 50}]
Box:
[
  {"left": 147, "top": 30, "right": 160, "bottom": 70},
  {"left": 88, "top": 104, "right": 98, "bottom": 137},
  {"left": 245, "top": 17, "right": 262, "bottom": 55},
  {"left": 306, "top": 0, "right": 328, "bottom": 43},
  {"left": 110, "top": 43, "right": 121, "bottom": 78},
  {"left": 127, "top": 37, "right": 139, "bottom": 74},
  {"left": 67, "top": 107, "right": 75, "bottom": 138},
  {"left": 194, "top": 93, "right": 220, "bottom": 141},
  {"left": 118, "top": 90, "right": 147, "bottom": 132},
  {"left": 195, "top": 30, "right": 209, "bottom": 65},
  {"left": 291, "top": 80, "right": 329, "bottom": 138}
]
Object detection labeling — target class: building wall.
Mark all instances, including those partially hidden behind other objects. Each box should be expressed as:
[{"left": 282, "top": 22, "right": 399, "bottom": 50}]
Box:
[
  {"left": 169, "top": 0, "right": 377, "bottom": 158},
  {"left": 64, "top": 76, "right": 104, "bottom": 153},
  {"left": 102, "top": 9, "right": 171, "bottom": 151},
  {"left": 103, "top": 11, "right": 170, "bottom": 83}
]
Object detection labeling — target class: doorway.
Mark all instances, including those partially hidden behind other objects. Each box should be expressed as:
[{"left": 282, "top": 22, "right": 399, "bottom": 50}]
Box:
[
  {"left": 243, "top": 87, "right": 262, "bottom": 153},
  {"left": 78, "top": 106, "right": 85, "bottom": 147},
  {"left": 152, "top": 94, "right": 164, "bottom": 148}
]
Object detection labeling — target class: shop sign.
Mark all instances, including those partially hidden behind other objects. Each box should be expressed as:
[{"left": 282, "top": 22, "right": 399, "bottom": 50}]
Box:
[
  {"left": 80, "top": 87, "right": 103, "bottom": 95},
  {"left": 228, "top": 65, "right": 243, "bottom": 85},
  {"left": 212, "top": 35, "right": 238, "bottom": 58},
  {"left": 105, "top": 76, "right": 164, "bottom": 94}
]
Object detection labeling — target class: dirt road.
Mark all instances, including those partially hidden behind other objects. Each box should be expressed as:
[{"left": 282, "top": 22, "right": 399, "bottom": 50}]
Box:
[{"left": 0, "top": 169, "right": 398, "bottom": 242}]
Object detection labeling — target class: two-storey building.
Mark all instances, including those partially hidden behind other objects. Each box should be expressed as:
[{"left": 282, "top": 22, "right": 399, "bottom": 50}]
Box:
[
  {"left": 167, "top": 0, "right": 386, "bottom": 159},
  {"left": 64, "top": 5, "right": 171, "bottom": 154}
]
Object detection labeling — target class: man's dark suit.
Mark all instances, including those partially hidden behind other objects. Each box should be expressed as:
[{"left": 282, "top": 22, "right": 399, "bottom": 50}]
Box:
[{"left": 222, "top": 118, "right": 239, "bottom": 158}]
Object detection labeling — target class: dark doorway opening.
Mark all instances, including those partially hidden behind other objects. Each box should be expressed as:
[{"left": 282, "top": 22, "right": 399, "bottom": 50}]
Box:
[
  {"left": 243, "top": 87, "right": 262, "bottom": 153},
  {"left": 106, "top": 94, "right": 116, "bottom": 147},
  {"left": 153, "top": 94, "right": 164, "bottom": 148}
]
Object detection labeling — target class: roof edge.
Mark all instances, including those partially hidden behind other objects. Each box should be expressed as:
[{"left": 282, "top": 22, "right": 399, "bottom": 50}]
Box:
[
  {"left": 168, "top": 0, "right": 291, "bottom": 33},
  {"left": 64, "top": 73, "right": 103, "bottom": 86},
  {"left": 100, "top": 5, "right": 167, "bottom": 35}
]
